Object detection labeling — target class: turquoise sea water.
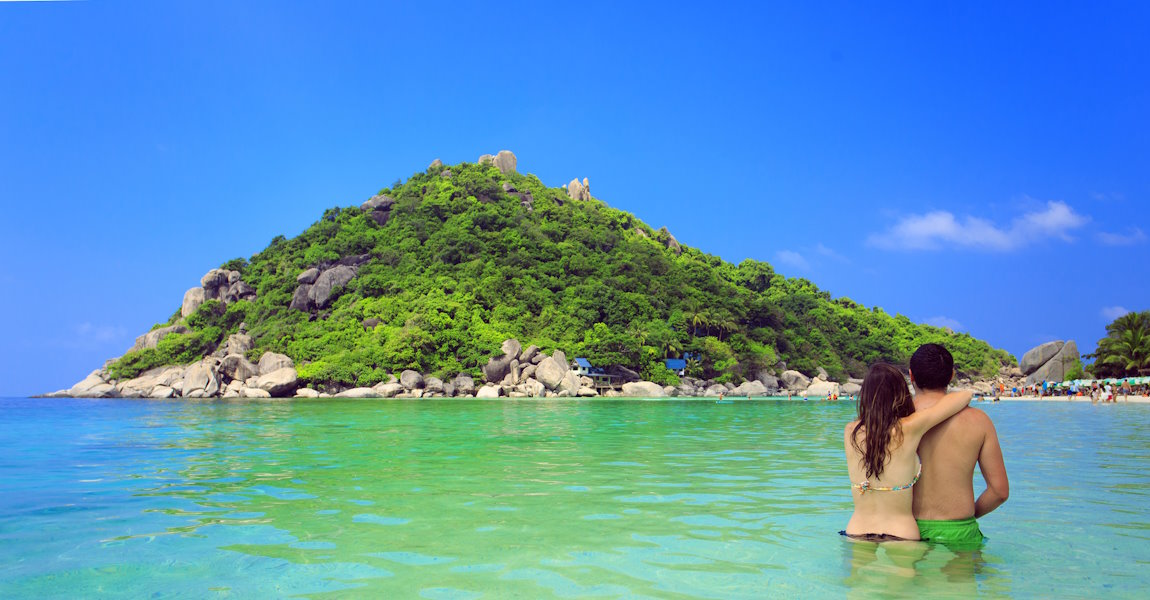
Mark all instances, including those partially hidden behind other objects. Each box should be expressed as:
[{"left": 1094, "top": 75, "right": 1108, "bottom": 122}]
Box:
[{"left": 1, "top": 397, "right": 1147, "bottom": 598}]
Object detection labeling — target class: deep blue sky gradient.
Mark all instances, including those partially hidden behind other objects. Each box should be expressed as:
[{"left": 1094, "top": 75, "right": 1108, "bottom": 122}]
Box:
[{"left": 2, "top": 1, "right": 1147, "bottom": 395}]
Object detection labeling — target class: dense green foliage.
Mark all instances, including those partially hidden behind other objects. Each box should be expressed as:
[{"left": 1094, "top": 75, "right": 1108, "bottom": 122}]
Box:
[
  {"left": 108, "top": 160, "right": 1014, "bottom": 389},
  {"left": 1088, "top": 310, "right": 1150, "bottom": 378}
]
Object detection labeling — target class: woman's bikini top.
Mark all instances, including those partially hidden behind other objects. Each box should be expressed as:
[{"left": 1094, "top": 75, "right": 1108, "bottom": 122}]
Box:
[{"left": 852, "top": 458, "right": 921, "bottom": 495}]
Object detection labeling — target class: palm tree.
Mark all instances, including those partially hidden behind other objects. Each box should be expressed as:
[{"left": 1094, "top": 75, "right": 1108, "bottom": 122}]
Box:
[
  {"left": 1095, "top": 310, "right": 1150, "bottom": 377},
  {"left": 1101, "top": 326, "right": 1150, "bottom": 376}
]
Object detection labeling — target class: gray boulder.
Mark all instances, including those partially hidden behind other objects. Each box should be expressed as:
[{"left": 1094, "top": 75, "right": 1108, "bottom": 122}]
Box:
[
  {"left": 756, "top": 371, "right": 780, "bottom": 391},
  {"left": 373, "top": 382, "right": 405, "bottom": 398},
  {"left": 182, "top": 363, "right": 220, "bottom": 397},
  {"left": 224, "top": 281, "right": 256, "bottom": 303},
  {"left": 558, "top": 371, "right": 581, "bottom": 396},
  {"left": 492, "top": 150, "right": 517, "bottom": 173},
  {"left": 219, "top": 354, "right": 258, "bottom": 382},
  {"left": 290, "top": 285, "right": 313, "bottom": 311},
  {"left": 732, "top": 380, "right": 768, "bottom": 397},
  {"left": 428, "top": 158, "right": 443, "bottom": 169},
  {"left": 566, "top": 178, "right": 590, "bottom": 201},
  {"left": 841, "top": 382, "right": 862, "bottom": 396},
  {"left": 476, "top": 385, "right": 503, "bottom": 398},
  {"left": 452, "top": 374, "right": 476, "bottom": 395},
  {"left": 424, "top": 377, "right": 444, "bottom": 394},
  {"left": 297, "top": 268, "right": 320, "bottom": 285},
  {"left": 309, "top": 265, "right": 356, "bottom": 309},
  {"left": 805, "top": 380, "right": 840, "bottom": 398},
  {"left": 363, "top": 317, "right": 381, "bottom": 331},
  {"left": 483, "top": 354, "right": 513, "bottom": 383},
  {"left": 360, "top": 194, "right": 395, "bottom": 226},
  {"left": 703, "top": 384, "right": 728, "bottom": 397},
  {"left": 816, "top": 367, "right": 829, "bottom": 381},
  {"left": 200, "top": 269, "right": 231, "bottom": 300},
  {"left": 1027, "top": 340, "right": 1079, "bottom": 385},
  {"left": 621, "top": 381, "right": 666, "bottom": 397},
  {"left": 256, "top": 367, "right": 298, "bottom": 397},
  {"left": 336, "top": 387, "right": 381, "bottom": 398},
  {"left": 552, "top": 350, "right": 568, "bottom": 369},
  {"left": 520, "top": 345, "right": 540, "bottom": 364},
  {"left": 182, "top": 287, "right": 205, "bottom": 318},
  {"left": 400, "top": 370, "right": 424, "bottom": 389},
  {"left": 477, "top": 154, "right": 495, "bottom": 165},
  {"left": 534, "top": 356, "right": 568, "bottom": 390},
  {"left": 240, "top": 387, "right": 271, "bottom": 398},
  {"left": 70, "top": 371, "right": 107, "bottom": 396},
  {"left": 295, "top": 388, "right": 321, "bottom": 398},
  {"left": 501, "top": 339, "right": 522, "bottom": 359},
  {"left": 128, "top": 324, "right": 190, "bottom": 354},
  {"left": 258, "top": 352, "right": 294, "bottom": 375},
  {"left": 780, "top": 370, "right": 811, "bottom": 391},
  {"left": 226, "top": 333, "right": 253, "bottom": 356},
  {"left": 1020, "top": 341, "right": 1066, "bottom": 376}
]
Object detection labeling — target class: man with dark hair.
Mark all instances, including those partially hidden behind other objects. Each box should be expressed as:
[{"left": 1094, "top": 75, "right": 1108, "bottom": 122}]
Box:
[{"left": 909, "top": 343, "right": 1010, "bottom": 549}]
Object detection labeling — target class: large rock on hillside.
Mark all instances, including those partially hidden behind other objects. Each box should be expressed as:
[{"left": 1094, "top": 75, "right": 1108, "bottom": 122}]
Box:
[
  {"left": 566, "top": 178, "right": 591, "bottom": 201},
  {"left": 520, "top": 345, "right": 540, "bottom": 364},
  {"left": 621, "top": 381, "right": 666, "bottom": 397},
  {"left": 501, "top": 339, "right": 522, "bottom": 359},
  {"left": 182, "top": 287, "right": 205, "bottom": 317},
  {"left": 1020, "top": 341, "right": 1065, "bottom": 376},
  {"left": 226, "top": 333, "right": 253, "bottom": 356},
  {"left": 483, "top": 354, "right": 514, "bottom": 383},
  {"left": 780, "top": 370, "right": 811, "bottom": 391},
  {"left": 183, "top": 363, "right": 221, "bottom": 397},
  {"left": 534, "top": 356, "right": 568, "bottom": 390},
  {"left": 128, "top": 324, "right": 190, "bottom": 354},
  {"left": 224, "top": 281, "right": 256, "bottom": 303},
  {"left": 360, "top": 194, "right": 396, "bottom": 226},
  {"left": 201, "top": 269, "right": 231, "bottom": 301},
  {"left": 307, "top": 265, "right": 356, "bottom": 309},
  {"left": 258, "top": 352, "right": 294, "bottom": 375},
  {"left": 219, "top": 354, "right": 258, "bottom": 382},
  {"left": 400, "top": 370, "right": 424, "bottom": 389},
  {"left": 756, "top": 371, "right": 780, "bottom": 392},
  {"left": 297, "top": 268, "right": 320, "bottom": 285},
  {"left": 1027, "top": 341, "right": 1079, "bottom": 385},
  {"left": 256, "top": 367, "right": 299, "bottom": 397},
  {"left": 492, "top": 150, "right": 517, "bottom": 174}
]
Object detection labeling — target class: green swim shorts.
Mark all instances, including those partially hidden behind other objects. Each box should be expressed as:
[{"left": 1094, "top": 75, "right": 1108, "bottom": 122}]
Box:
[{"left": 916, "top": 517, "right": 984, "bottom": 550}]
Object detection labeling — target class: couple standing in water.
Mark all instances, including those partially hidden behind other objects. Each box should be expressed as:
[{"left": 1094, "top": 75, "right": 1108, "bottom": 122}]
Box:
[{"left": 843, "top": 343, "right": 1010, "bottom": 548}]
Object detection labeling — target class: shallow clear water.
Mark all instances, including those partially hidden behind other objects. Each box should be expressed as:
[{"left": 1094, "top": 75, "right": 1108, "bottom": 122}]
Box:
[{"left": 1, "top": 397, "right": 1147, "bottom": 598}]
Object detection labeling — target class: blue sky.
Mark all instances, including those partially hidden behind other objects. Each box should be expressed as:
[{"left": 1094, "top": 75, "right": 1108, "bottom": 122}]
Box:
[{"left": 1, "top": 1, "right": 1147, "bottom": 395}]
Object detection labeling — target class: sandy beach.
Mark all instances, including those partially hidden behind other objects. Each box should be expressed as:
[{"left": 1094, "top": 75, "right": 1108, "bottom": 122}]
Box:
[{"left": 982, "top": 394, "right": 1150, "bottom": 404}]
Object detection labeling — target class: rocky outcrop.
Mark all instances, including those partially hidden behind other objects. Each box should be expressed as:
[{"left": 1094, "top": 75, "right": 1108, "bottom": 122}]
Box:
[
  {"left": 780, "top": 370, "right": 811, "bottom": 391},
  {"left": 492, "top": 150, "right": 517, "bottom": 174},
  {"left": 428, "top": 158, "right": 443, "bottom": 170},
  {"left": 360, "top": 194, "right": 396, "bottom": 226},
  {"left": 621, "top": 381, "right": 666, "bottom": 397},
  {"left": 258, "top": 352, "right": 294, "bottom": 374},
  {"left": 182, "top": 287, "right": 205, "bottom": 318},
  {"left": 841, "top": 382, "right": 862, "bottom": 396},
  {"left": 400, "top": 370, "right": 424, "bottom": 390},
  {"left": 256, "top": 367, "right": 299, "bottom": 397},
  {"left": 128, "top": 324, "right": 190, "bottom": 354},
  {"left": 1021, "top": 341, "right": 1064, "bottom": 375},
  {"left": 1026, "top": 340, "right": 1079, "bottom": 385},
  {"left": 804, "top": 380, "right": 840, "bottom": 398},
  {"left": 566, "top": 178, "right": 591, "bottom": 201},
  {"left": 656, "top": 227, "right": 682, "bottom": 255}
]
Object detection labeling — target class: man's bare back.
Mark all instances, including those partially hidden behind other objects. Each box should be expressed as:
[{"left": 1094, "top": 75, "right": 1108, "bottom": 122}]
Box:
[{"left": 912, "top": 390, "right": 1009, "bottom": 520}]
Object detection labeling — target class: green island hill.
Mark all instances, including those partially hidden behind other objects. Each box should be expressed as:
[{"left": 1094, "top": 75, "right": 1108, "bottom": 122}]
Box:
[{"left": 51, "top": 151, "right": 1019, "bottom": 400}]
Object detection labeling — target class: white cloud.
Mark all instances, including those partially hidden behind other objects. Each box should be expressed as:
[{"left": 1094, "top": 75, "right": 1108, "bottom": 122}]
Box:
[
  {"left": 924, "top": 316, "right": 964, "bottom": 331},
  {"left": 1098, "top": 228, "right": 1147, "bottom": 246},
  {"left": 1101, "top": 306, "right": 1130, "bottom": 321},
  {"left": 775, "top": 250, "right": 810, "bottom": 270},
  {"left": 867, "top": 201, "right": 1090, "bottom": 252},
  {"left": 814, "top": 243, "right": 849, "bottom": 262},
  {"left": 75, "top": 323, "right": 128, "bottom": 344}
]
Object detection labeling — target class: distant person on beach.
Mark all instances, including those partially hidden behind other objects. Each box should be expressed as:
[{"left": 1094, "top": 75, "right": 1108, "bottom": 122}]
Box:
[
  {"left": 909, "top": 344, "right": 1009, "bottom": 549},
  {"left": 842, "top": 363, "right": 973, "bottom": 542}
]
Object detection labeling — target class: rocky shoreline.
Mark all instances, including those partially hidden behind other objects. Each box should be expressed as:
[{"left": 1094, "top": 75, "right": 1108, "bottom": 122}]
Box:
[{"left": 44, "top": 336, "right": 872, "bottom": 400}]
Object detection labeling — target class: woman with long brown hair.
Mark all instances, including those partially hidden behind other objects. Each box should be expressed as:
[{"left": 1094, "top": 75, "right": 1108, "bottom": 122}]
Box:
[{"left": 842, "top": 363, "right": 972, "bottom": 541}]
